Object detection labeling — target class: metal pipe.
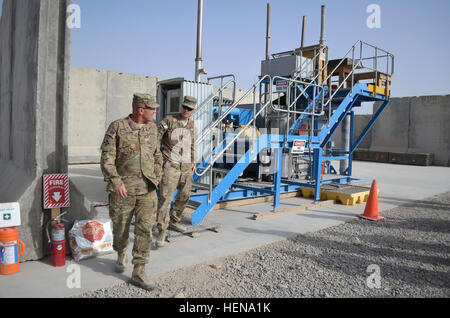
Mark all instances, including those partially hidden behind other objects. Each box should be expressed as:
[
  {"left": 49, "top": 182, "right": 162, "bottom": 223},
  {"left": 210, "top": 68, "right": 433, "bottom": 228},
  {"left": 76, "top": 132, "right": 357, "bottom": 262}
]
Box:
[
  {"left": 320, "top": 5, "right": 326, "bottom": 45},
  {"left": 265, "top": 3, "right": 271, "bottom": 60},
  {"left": 339, "top": 115, "right": 350, "bottom": 175},
  {"left": 195, "top": 0, "right": 204, "bottom": 82},
  {"left": 301, "top": 16, "right": 306, "bottom": 48},
  {"left": 264, "top": 3, "right": 271, "bottom": 109}
]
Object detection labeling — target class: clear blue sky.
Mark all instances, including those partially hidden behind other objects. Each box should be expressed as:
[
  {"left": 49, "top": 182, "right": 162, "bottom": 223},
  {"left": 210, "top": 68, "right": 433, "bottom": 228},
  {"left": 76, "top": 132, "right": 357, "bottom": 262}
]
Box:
[{"left": 1, "top": 0, "right": 449, "bottom": 97}]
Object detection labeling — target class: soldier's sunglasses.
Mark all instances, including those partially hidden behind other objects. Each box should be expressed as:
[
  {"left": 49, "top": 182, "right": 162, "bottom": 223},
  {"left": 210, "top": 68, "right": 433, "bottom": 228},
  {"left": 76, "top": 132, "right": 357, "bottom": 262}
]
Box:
[{"left": 182, "top": 106, "right": 194, "bottom": 111}]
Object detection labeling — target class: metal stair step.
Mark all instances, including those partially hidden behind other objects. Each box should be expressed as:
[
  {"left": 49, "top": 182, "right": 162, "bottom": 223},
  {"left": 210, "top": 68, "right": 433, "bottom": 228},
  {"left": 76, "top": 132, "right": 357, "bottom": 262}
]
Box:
[
  {"left": 197, "top": 167, "right": 230, "bottom": 174},
  {"left": 187, "top": 200, "right": 202, "bottom": 209},
  {"left": 193, "top": 182, "right": 211, "bottom": 190}
]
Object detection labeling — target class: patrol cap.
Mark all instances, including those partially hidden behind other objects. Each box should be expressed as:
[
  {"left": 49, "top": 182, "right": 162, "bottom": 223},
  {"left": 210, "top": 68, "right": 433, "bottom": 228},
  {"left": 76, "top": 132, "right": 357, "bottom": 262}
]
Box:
[
  {"left": 182, "top": 96, "right": 197, "bottom": 110},
  {"left": 133, "top": 93, "right": 160, "bottom": 109}
]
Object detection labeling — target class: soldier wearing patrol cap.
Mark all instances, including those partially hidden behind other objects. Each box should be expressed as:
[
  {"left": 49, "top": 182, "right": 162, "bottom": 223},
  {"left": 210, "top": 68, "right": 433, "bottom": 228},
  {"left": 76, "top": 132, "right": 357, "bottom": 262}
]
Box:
[
  {"left": 100, "top": 93, "right": 162, "bottom": 291},
  {"left": 156, "top": 96, "right": 197, "bottom": 247}
]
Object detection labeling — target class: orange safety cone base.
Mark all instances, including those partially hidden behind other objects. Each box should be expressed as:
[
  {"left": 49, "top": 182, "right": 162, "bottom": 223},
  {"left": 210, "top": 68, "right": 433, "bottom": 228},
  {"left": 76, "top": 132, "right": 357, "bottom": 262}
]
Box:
[
  {"left": 358, "top": 214, "right": 385, "bottom": 221},
  {"left": 358, "top": 180, "right": 384, "bottom": 221}
]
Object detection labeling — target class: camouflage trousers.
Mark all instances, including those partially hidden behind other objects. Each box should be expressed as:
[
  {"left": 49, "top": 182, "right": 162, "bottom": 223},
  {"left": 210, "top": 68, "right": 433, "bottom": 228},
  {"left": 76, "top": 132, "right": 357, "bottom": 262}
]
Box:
[
  {"left": 109, "top": 187, "right": 157, "bottom": 265},
  {"left": 157, "top": 161, "right": 193, "bottom": 231}
]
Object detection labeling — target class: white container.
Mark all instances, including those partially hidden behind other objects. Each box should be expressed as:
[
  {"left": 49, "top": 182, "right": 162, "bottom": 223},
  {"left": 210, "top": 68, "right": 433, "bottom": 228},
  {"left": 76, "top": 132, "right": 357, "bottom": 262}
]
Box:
[{"left": 0, "top": 203, "right": 21, "bottom": 229}]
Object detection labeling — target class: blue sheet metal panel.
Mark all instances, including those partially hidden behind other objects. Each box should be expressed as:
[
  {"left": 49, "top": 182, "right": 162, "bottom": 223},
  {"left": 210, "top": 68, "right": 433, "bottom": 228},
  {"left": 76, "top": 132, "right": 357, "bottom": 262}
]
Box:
[{"left": 212, "top": 107, "right": 254, "bottom": 126}]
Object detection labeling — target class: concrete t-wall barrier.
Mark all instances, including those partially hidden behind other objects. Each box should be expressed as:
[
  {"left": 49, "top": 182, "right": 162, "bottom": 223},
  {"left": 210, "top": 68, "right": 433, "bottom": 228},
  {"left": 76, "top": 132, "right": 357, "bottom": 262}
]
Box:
[
  {"left": 68, "top": 66, "right": 259, "bottom": 164},
  {"left": 68, "top": 67, "right": 159, "bottom": 164},
  {"left": 372, "top": 95, "right": 450, "bottom": 166},
  {"left": 334, "top": 95, "right": 450, "bottom": 166},
  {"left": 407, "top": 96, "right": 450, "bottom": 166},
  {"left": 371, "top": 97, "right": 411, "bottom": 152},
  {"left": 0, "top": 0, "right": 73, "bottom": 261}
]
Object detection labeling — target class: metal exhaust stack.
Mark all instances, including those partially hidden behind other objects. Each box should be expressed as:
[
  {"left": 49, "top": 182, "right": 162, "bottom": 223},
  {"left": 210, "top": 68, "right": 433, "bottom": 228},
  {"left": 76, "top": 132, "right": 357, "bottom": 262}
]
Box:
[
  {"left": 195, "top": 0, "right": 207, "bottom": 82},
  {"left": 265, "top": 3, "right": 271, "bottom": 61},
  {"left": 263, "top": 3, "right": 271, "bottom": 109},
  {"left": 320, "top": 5, "right": 326, "bottom": 45},
  {"left": 301, "top": 15, "right": 306, "bottom": 48}
]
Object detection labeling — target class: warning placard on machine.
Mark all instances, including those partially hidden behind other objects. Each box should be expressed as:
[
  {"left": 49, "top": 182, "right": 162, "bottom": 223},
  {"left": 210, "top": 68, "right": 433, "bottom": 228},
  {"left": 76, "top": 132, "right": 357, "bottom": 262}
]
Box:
[
  {"left": 291, "top": 140, "right": 306, "bottom": 154},
  {"left": 275, "top": 80, "right": 288, "bottom": 93}
]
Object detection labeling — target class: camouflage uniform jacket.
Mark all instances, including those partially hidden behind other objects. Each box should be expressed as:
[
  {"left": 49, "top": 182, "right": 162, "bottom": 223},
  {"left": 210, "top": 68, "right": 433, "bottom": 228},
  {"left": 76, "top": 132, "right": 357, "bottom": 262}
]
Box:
[
  {"left": 100, "top": 115, "right": 163, "bottom": 195},
  {"left": 158, "top": 114, "right": 195, "bottom": 166}
]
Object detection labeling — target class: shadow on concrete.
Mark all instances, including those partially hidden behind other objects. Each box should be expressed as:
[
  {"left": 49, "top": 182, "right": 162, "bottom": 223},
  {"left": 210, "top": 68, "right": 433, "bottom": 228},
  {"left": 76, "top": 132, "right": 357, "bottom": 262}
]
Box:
[
  {"left": 296, "top": 208, "right": 358, "bottom": 222},
  {"left": 80, "top": 255, "right": 130, "bottom": 282},
  {"left": 37, "top": 254, "right": 58, "bottom": 267},
  {"left": 235, "top": 227, "right": 299, "bottom": 239},
  {"left": 221, "top": 208, "right": 262, "bottom": 216},
  {"left": 297, "top": 213, "right": 356, "bottom": 223},
  {"left": 36, "top": 252, "right": 131, "bottom": 287}
]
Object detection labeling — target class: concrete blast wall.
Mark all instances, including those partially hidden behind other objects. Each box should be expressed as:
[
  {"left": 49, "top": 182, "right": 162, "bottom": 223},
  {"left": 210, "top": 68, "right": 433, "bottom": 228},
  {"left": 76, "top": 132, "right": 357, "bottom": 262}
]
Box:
[
  {"left": 68, "top": 67, "right": 159, "bottom": 164},
  {"left": 68, "top": 66, "right": 259, "bottom": 164},
  {"left": 334, "top": 95, "right": 450, "bottom": 166},
  {"left": 0, "top": 0, "right": 80, "bottom": 261}
]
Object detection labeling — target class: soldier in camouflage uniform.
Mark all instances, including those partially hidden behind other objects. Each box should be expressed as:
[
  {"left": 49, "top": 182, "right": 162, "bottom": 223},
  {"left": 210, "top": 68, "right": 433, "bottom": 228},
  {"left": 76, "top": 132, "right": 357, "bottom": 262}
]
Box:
[
  {"left": 100, "top": 93, "right": 162, "bottom": 291},
  {"left": 156, "top": 96, "right": 197, "bottom": 247}
]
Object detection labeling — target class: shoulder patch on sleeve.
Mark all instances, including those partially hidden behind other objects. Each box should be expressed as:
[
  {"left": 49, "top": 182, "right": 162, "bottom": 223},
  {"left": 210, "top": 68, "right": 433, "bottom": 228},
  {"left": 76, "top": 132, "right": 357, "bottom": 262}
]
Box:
[
  {"left": 105, "top": 130, "right": 115, "bottom": 139},
  {"left": 160, "top": 121, "right": 168, "bottom": 130}
]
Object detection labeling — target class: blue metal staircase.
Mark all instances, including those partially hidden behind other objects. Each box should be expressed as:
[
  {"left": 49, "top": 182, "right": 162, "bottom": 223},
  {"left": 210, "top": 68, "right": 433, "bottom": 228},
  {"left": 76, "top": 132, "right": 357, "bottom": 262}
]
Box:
[
  {"left": 192, "top": 134, "right": 269, "bottom": 225},
  {"left": 186, "top": 41, "right": 394, "bottom": 226}
]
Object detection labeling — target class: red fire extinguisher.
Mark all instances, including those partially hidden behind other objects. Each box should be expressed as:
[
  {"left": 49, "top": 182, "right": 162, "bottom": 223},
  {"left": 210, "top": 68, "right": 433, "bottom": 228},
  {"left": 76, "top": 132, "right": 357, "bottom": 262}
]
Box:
[{"left": 47, "top": 212, "right": 67, "bottom": 267}]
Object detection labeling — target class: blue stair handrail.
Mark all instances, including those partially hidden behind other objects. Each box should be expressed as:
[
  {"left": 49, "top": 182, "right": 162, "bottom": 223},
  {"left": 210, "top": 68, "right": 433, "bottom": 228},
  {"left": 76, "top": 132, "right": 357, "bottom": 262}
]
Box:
[{"left": 192, "top": 134, "right": 270, "bottom": 225}]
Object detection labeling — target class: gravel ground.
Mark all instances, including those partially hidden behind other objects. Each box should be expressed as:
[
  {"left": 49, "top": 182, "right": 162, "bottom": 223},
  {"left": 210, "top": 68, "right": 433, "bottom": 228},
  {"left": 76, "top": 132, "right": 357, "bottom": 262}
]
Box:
[{"left": 72, "top": 191, "right": 450, "bottom": 298}]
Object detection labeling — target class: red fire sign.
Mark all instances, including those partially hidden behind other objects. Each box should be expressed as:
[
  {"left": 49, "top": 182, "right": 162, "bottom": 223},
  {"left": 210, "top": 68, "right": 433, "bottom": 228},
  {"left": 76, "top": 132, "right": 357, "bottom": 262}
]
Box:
[{"left": 43, "top": 174, "right": 70, "bottom": 209}]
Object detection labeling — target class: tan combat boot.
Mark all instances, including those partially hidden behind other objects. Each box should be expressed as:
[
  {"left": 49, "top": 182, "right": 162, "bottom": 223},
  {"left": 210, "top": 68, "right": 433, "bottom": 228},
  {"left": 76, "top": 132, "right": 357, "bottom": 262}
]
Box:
[
  {"left": 115, "top": 251, "right": 128, "bottom": 273},
  {"left": 156, "top": 230, "right": 166, "bottom": 248},
  {"left": 168, "top": 221, "right": 186, "bottom": 233},
  {"left": 130, "top": 264, "right": 156, "bottom": 291}
]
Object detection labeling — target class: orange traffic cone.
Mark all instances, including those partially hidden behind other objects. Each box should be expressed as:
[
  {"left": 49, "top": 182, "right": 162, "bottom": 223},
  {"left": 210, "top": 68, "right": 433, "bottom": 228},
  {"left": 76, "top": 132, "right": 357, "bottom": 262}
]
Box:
[{"left": 359, "top": 180, "right": 384, "bottom": 221}]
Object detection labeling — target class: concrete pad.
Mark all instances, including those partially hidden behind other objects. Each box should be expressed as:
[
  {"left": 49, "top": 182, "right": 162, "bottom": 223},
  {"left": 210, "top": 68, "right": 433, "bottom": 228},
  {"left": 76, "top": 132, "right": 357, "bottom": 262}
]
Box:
[{"left": 1, "top": 161, "right": 449, "bottom": 297}]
